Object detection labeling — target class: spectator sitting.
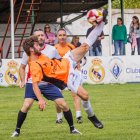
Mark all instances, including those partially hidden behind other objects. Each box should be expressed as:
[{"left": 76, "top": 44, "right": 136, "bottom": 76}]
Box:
[
  {"left": 86, "top": 21, "right": 104, "bottom": 56},
  {"left": 112, "top": 17, "right": 127, "bottom": 56},
  {"left": 44, "top": 24, "right": 56, "bottom": 46},
  {"left": 71, "top": 36, "right": 81, "bottom": 48}
]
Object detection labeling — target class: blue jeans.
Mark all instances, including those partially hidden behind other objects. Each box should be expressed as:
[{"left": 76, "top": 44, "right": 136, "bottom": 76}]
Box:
[
  {"left": 114, "top": 40, "right": 124, "bottom": 56},
  {"left": 136, "top": 37, "right": 140, "bottom": 55},
  {"left": 89, "top": 45, "right": 102, "bottom": 56}
]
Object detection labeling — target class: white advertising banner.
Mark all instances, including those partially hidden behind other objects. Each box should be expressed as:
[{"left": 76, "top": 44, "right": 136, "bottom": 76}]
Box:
[
  {"left": 1, "top": 56, "right": 140, "bottom": 86},
  {"left": 81, "top": 56, "right": 140, "bottom": 84}
]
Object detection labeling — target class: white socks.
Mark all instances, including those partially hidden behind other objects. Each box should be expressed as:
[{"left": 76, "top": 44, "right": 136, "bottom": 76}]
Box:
[
  {"left": 57, "top": 100, "right": 94, "bottom": 119},
  {"left": 85, "top": 22, "right": 105, "bottom": 47},
  {"left": 57, "top": 112, "right": 63, "bottom": 120},
  {"left": 57, "top": 111, "right": 82, "bottom": 119},
  {"left": 76, "top": 111, "right": 82, "bottom": 118},
  {"left": 81, "top": 100, "right": 94, "bottom": 117}
]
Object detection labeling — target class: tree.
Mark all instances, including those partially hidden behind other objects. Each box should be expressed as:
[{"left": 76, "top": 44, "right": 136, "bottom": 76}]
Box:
[{"left": 112, "top": 0, "right": 140, "bottom": 8}]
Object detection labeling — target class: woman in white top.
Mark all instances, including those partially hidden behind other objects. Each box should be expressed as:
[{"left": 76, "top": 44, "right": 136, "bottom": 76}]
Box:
[{"left": 129, "top": 16, "right": 140, "bottom": 55}]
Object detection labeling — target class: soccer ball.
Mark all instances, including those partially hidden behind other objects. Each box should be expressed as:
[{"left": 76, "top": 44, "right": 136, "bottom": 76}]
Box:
[
  {"left": 80, "top": 56, "right": 87, "bottom": 67},
  {"left": 87, "top": 9, "right": 103, "bottom": 24}
]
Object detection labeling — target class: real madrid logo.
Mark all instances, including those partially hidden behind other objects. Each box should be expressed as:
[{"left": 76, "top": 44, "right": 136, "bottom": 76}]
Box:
[
  {"left": 5, "top": 60, "right": 20, "bottom": 85},
  {"left": 89, "top": 58, "right": 105, "bottom": 83}
]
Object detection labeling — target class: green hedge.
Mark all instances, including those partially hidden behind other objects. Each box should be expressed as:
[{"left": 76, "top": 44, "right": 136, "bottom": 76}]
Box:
[{"left": 112, "top": 0, "right": 140, "bottom": 8}]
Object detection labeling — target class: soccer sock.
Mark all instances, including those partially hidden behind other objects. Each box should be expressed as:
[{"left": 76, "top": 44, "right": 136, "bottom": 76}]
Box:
[
  {"left": 85, "top": 22, "right": 105, "bottom": 47},
  {"left": 63, "top": 109, "right": 74, "bottom": 131},
  {"left": 15, "top": 110, "right": 27, "bottom": 133},
  {"left": 81, "top": 100, "right": 94, "bottom": 117},
  {"left": 76, "top": 111, "right": 82, "bottom": 118},
  {"left": 57, "top": 112, "right": 63, "bottom": 120}
]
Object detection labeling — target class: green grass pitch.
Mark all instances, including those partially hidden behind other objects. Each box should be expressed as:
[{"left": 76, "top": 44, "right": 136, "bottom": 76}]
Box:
[{"left": 0, "top": 84, "right": 140, "bottom": 140}]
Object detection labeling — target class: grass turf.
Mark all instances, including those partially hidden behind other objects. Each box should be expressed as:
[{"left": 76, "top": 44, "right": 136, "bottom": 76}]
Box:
[{"left": 0, "top": 84, "right": 140, "bottom": 140}]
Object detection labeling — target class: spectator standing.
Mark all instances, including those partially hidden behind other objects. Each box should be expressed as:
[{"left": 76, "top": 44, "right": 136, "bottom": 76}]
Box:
[
  {"left": 71, "top": 36, "right": 81, "bottom": 48},
  {"left": 86, "top": 21, "right": 104, "bottom": 56},
  {"left": 0, "top": 58, "right": 2, "bottom": 68},
  {"left": 129, "top": 16, "right": 140, "bottom": 55},
  {"left": 112, "top": 17, "right": 127, "bottom": 56},
  {"left": 44, "top": 24, "right": 56, "bottom": 46}
]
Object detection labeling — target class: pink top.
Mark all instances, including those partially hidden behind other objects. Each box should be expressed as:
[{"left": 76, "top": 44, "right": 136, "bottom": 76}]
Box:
[
  {"left": 132, "top": 33, "right": 137, "bottom": 49},
  {"left": 45, "top": 32, "right": 56, "bottom": 46}
]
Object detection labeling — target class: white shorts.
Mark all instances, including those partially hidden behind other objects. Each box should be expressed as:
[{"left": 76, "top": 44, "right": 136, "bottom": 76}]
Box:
[{"left": 63, "top": 51, "right": 83, "bottom": 93}]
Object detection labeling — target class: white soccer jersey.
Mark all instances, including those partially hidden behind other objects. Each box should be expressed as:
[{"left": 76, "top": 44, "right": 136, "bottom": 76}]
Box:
[{"left": 21, "top": 44, "right": 60, "bottom": 83}]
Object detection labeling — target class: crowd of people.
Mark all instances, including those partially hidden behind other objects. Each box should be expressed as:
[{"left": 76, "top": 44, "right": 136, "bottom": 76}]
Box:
[
  {"left": 43, "top": 16, "right": 140, "bottom": 57},
  {"left": 112, "top": 16, "right": 140, "bottom": 56},
  {"left": 44, "top": 23, "right": 104, "bottom": 57}
]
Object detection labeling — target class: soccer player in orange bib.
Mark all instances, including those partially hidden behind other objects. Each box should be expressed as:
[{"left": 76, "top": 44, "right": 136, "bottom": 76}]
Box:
[
  {"left": 54, "top": 28, "right": 83, "bottom": 124},
  {"left": 11, "top": 29, "right": 81, "bottom": 137},
  {"left": 23, "top": 18, "right": 105, "bottom": 129}
]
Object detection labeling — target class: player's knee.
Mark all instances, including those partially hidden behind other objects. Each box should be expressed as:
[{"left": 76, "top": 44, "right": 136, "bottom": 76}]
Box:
[
  {"left": 79, "top": 91, "right": 89, "bottom": 101},
  {"left": 73, "top": 94, "right": 80, "bottom": 102},
  {"left": 59, "top": 101, "right": 69, "bottom": 111},
  {"left": 21, "top": 102, "right": 32, "bottom": 112},
  {"left": 61, "top": 102, "right": 68, "bottom": 108},
  {"left": 82, "top": 93, "right": 89, "bottom": 101},
  {"left": 71, "top": 92, "right": 77, "bottom": 98}
]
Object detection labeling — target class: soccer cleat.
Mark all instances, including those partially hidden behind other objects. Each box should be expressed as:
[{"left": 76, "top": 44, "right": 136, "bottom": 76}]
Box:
[
  {"left": 56, "top": 119, "right": 63, "bottom": 124},
  {"left": 70, "top": 128, "right": 82, "bottom": 135},
  {"left": 88, "top": 115, "right": 104, "bottom": 129},
  {"left": 11, "top": 131, "right": 20, "bottom": 137},
  {"left": 77, "top": 116, "right": 83, "bottom": 124}
]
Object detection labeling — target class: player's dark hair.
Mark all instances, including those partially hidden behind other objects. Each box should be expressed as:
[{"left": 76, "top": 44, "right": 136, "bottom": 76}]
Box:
[{"left": 23, "top": 35, "right": 38, "bottom": 56}]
